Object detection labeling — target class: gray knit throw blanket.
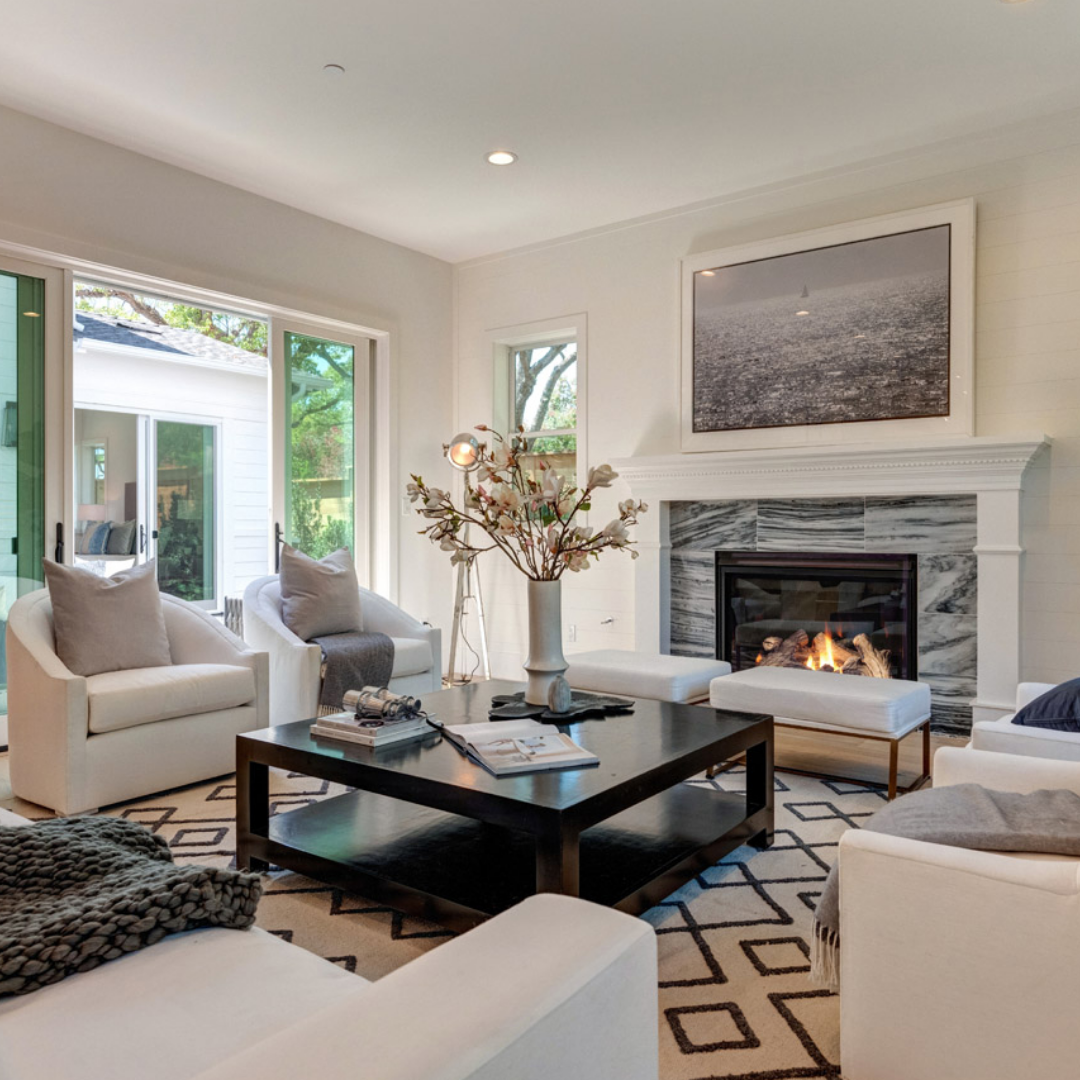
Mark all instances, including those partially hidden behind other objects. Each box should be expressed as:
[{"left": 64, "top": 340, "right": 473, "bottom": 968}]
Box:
[
  {"left": 0, "top": 816, "right": 262, "bottom": 997},
  {"left": 314, "top": 629, "right": 395, "bottom": 709},
  {"left": 811, "top": 783, "right": 1080, "bottom": 991}
]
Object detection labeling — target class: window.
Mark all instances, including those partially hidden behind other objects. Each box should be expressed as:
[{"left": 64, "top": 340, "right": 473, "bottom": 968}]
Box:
[{"left": 511, "top": 340, "right": 578, "bottom": 484}]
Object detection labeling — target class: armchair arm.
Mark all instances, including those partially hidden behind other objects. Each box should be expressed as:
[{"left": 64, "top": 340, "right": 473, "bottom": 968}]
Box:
[
  {"left": 1016, "top": 681, "right": 1056, "bottom": 710},
  {"left": 934, "top": 746, "right": 1080, "bottom": 796},
  {"left": 192, "top": 895, "right": 658, "bottom": 1080},
  {"left": 839, "top": 829, "right": 1080, "bottom": 1080},
  {"left": 360, "top": 589, "right": 430, "bottom": 638},
  {"left": 6, "top": 591, "right": 90, "bottom": 814}
]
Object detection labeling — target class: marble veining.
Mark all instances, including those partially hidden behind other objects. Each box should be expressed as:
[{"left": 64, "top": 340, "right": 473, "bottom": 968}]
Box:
[
  {"left": 756, "top": 498, "right": 865, "bottom": 552},
  {"left": 917, "top": 614, "right": 978, "bottom": 676},
  {"left": 670, "top": 551, "right": 715, "bottom": 654},
  {"left": 670, "top": 500, "right": 757, "bottom": 550},
  {"left": 917, "top": 553, "right": 978, "bottom": 615},
  {"left": 865, "top": 495, "right": 977, "bottom": 553}
]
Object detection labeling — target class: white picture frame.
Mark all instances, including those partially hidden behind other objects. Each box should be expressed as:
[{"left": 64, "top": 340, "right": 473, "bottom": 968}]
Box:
[{"left": 680, "top": 198, "right": 975, "bottom": 453}]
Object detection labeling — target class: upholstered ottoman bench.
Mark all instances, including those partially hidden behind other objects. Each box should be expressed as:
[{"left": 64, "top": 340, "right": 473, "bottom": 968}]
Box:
[
  {"left": 709, "top": 666, "right": 932, "bottom": 799},
  {"left": 566, "top": 650, "right": 732, "bottom": 704}
]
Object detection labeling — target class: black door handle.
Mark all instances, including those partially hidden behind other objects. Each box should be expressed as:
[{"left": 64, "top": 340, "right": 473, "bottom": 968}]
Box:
[
  {"left": 54, "top": 522, "right": 64, "bottom": 564},
  {"left": 139, "top": 524, "right": 146, "bottom": 553},
  {"left": 274, "top": 522, "right": 284, "bottom": 572}
]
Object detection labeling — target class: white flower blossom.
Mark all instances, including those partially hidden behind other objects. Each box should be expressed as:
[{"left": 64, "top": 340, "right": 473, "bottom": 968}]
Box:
[{"left": 587, "top": 464, "right": 618, "bottom": 489}]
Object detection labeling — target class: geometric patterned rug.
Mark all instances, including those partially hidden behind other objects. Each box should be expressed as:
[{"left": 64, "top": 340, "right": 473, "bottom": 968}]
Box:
[{"left": 100, "top": 764, "right": 887, "bottom": 1079}]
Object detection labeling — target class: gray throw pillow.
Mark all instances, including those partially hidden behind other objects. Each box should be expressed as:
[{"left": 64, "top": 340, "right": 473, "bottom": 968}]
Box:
[
  {"left": 43, "top": 559, "right": 172, "bottom": 677},
  {"left": 279, "top": 545, "right": 362, "bottom": 642},
  {"left": 106, "top": 520, "right": 137, "bottom": 555}
]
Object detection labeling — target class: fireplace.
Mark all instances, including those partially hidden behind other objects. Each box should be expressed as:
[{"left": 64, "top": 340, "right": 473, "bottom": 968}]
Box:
[{"left": 716, "top": 551, "right": 917, "bottom": 680}]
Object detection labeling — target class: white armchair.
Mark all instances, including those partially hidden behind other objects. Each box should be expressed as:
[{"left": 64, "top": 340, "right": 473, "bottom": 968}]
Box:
[
  {"left": 7, "top": 589, "right": 269, "bottom": 816},
  {"left": 242, "top": 576, "right": 442, "bottom": 727},
  {"left": 971, "top": 680, "right": 1080, "bottom": 761},
  {"left": 838, "top": 747, "right": 1080, "bottom": 1080}
]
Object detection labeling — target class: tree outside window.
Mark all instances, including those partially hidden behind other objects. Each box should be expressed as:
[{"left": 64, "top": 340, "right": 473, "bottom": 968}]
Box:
[{"left": 512, "top": 342, "right": 577, "bottom": 484}]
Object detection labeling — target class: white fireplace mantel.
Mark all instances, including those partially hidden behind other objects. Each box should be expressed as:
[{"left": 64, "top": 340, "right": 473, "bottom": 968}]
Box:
[{"left": 613, "top": 434, "right": 1051, "bottom": 724}]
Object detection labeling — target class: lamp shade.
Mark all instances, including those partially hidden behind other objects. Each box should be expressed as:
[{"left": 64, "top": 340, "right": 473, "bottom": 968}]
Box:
[
  {"left": 445, "top": 433, "right": 480, "bottom": 472},
  {"left": 78, "top": 504, "right": 107, "bottom": 522}
]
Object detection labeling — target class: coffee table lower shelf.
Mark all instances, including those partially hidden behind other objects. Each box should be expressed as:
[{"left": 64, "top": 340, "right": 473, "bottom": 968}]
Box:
[{"left": 251, "top": 783, "right": 770, "bottom": 932}]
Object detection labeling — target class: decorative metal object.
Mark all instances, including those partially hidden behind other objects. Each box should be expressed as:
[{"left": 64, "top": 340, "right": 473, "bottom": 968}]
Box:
[{"left": 489, "top": 688, "right": 634, "bottom": 722}]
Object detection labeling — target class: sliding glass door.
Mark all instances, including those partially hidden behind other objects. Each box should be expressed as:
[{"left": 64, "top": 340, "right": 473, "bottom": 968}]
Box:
[
  {"left": 151, "top": 419, "right": 217, "bottom": 605},
  {"left": 0, "top": 268, "right": 46, "bottom": 732}
]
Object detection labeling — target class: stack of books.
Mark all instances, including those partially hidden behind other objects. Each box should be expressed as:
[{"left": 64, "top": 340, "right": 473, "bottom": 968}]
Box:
[{"left": 312, "top": 710, "right": 431, "bottom": 748}]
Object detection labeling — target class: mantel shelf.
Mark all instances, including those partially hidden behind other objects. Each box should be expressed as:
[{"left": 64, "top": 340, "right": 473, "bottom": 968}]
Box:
[{"left": 611, "top": 434, "right": 1050, "bottom": 499}]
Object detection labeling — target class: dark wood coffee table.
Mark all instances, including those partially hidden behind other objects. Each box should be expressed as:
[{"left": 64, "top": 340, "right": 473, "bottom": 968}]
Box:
[{"left": 236, "top": 679, "right": 773, "bottom": 931}]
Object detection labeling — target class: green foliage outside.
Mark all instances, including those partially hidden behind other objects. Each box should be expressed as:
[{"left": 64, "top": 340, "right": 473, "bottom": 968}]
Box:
[{"left": 155, "top": 421, "right": 213, "bottom": 602}]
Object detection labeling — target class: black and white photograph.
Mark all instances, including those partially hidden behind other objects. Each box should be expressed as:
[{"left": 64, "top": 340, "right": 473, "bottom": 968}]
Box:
[{"left": 692, "top": 224, "right": 952, "bottom": 433}]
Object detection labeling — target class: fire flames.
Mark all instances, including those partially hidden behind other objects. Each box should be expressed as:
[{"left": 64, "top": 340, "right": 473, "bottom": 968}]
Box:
[
  {"left": 805, "top": 626, "right": 844, "bottom": 672},
  {"left": 753, "top": 624, "right": 892, "bottom": 679}
]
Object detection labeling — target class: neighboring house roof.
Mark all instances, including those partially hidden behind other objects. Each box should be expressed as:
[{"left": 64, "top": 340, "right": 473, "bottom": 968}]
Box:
[{"left": 74, "top": 312, "right": 268, "bottom": 372}]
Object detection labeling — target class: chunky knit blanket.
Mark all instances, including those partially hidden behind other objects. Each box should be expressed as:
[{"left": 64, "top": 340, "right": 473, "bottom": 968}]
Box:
[
  {"left": 810, "top": 783, "right": 1080, "bottom": 990},
  {"left": 0, "top": 815, "right": 262, "bottom": 996}
]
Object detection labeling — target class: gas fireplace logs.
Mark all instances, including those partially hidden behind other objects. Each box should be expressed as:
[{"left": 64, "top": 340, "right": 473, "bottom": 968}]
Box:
[{"left": 758, "top": 629, "right": 891, "bottom": 678}]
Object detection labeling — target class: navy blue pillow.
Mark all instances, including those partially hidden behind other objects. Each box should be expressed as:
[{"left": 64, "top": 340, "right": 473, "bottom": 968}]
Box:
[{"left": 1012, "top": 677, "right": 1080, "bottom": 731}]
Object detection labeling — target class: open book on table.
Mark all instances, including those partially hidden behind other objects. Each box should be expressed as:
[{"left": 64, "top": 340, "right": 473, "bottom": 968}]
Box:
[{"left": 432, "top": 719, "right": 599, "bottom": 777}]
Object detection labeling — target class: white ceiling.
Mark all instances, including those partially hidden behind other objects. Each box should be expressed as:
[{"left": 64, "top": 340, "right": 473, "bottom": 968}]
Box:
[{"left": 2, "top": 0, "right": 1078, "bottom": 263}]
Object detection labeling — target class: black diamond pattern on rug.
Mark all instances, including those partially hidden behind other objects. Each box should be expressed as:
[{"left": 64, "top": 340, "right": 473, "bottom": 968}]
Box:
[{"left": 97, "top": 764, "right": 881, "bottom": 1078}]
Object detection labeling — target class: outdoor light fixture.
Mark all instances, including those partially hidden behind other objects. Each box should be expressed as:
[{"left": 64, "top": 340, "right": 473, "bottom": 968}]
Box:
[
  {"left": 443, "top": 432, "right": 490, "bottom": 684},
  {"left": 486, "top": 150, "right": 518, "bottom": 166}
]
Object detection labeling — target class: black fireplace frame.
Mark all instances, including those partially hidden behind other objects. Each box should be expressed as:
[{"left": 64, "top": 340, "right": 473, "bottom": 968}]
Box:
[{"left": 715, "top": 550, "right": 919, "bottom": 680}]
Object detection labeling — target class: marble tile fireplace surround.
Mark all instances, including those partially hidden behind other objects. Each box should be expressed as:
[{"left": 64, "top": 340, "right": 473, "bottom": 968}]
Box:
[{"left": 613, "top": 435, "right": 1049, "bottom": 735}]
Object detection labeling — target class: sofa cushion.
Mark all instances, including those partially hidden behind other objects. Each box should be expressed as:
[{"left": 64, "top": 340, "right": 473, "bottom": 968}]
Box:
[
  {"left": 44, "top": 558, "right": 172, "bottom": 677},
  {"left": 566, "top": 649, "right": 732, "bottom": 703},
  {"left": 106, "top": 519, "right": 137, "bottom": 555},
  {"left": 280, "top": 545, "right": 362, "bottom": 642},
  {"left": 88, "top": 663, "right": 256, "bottom": 734},
  {"left": 390, "top": 637, "right": 434, "bottom": 678},
  {"left": 0, "top": 926, "right": 368, "bottom": 1080},
  {"left": 709, "top": 665, "right": 931, "bottom": 735}
]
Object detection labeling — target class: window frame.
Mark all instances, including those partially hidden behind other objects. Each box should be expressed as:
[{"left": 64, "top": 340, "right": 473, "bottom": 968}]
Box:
[{"left": 489, "top": 314, "right": 588, "bottom": 488}]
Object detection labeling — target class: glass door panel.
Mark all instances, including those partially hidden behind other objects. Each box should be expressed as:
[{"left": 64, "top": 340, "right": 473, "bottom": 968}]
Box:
[
  {"left": 0, "top": 270, "right": 46, "bottom": 721},
  {"left": 284, "top": 331, "right": 355, "bottom": 558},
  {"left": 154, "top": 419, "right": 216, "bottom": 604}
]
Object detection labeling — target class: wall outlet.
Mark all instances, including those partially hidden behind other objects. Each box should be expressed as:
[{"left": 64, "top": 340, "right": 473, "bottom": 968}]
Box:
[
  {"left": 401, "top": 495, "right": 411, "bottom": 517},
  {"left": 567, "top": 623, "right": 577, "bottom": 643}
]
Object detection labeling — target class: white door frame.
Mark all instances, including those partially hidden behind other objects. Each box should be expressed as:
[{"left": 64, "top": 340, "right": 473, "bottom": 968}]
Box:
[{"left": 270, "top": 317, "right": 375, "bottom": 588}]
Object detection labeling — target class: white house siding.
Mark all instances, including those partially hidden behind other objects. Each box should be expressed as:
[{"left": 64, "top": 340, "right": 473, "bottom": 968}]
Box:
[{"left": 74, "top": 345, "right": 270, "bottom": 602}]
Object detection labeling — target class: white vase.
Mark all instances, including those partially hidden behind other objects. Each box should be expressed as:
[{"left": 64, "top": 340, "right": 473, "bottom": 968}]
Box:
[{"left": 524, "top": 579, "right": 568, "bottom": 705}]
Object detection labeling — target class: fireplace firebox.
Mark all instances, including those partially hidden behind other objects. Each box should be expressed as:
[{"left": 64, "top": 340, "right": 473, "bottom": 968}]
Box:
[{"left": 716, "top": 551, "right": 917, "bottom": 680}]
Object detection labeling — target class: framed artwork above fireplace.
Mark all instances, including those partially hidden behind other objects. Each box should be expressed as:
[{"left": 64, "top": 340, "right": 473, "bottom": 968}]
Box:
[{"left": 680, "top": 199, "right": 975, "bottom": 452}]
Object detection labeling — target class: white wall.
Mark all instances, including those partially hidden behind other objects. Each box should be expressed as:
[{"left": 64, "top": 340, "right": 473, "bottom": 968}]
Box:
[
  {"left": 455, "top": 107, "right": 1080, "bottom": 687},
  {"left": 0, "top": 104, "right": 454, "bottom": 638}
]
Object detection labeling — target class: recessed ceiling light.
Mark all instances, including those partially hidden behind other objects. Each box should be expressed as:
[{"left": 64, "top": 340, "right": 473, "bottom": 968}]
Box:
[
  {"left": 486, "top": 150, "right": 517, "bottom": 166},
  {"left": 323, "top": 63, "right": 345, "bottom": 76},
  {"left": 795, "top": 310, "right": 810, "bottom": 317},
  {"left": 699, "top": 270, "right": 716, "bottom": 277}
]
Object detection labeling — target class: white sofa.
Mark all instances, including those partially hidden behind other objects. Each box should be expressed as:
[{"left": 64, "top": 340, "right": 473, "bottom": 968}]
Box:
[
  {"left": 6, "top": 590, "right": 269, "bottom": 816},
  {"left": 243, "top": 575, "right": 442, "bottom": 726},
  {"left": 838, "top": 747, "right": 1080, "bottom": 1080},
  {"left": 971, "top": 680, "right": 1080, "bottom": 760},
  {"left": 0, "top": 806, "right": 658, "bottom": 1080}
]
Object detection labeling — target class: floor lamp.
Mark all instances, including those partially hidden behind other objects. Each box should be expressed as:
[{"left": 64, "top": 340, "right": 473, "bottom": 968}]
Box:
[{"left": 445, "top": 433, "right": 491, "bottom": 685}]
